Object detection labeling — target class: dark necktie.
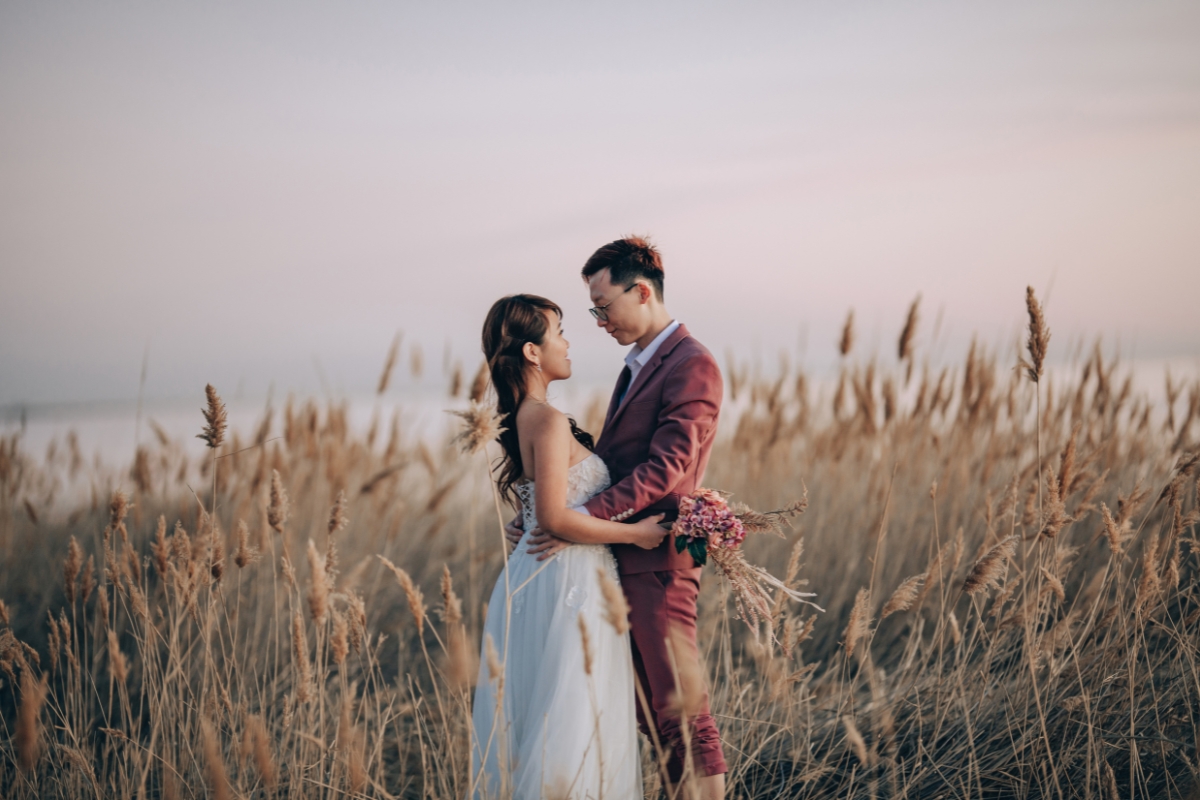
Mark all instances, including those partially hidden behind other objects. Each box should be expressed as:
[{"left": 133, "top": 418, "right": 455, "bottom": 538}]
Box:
[{"left": 615, "top": 365, "right": 633, "bottom": 407}]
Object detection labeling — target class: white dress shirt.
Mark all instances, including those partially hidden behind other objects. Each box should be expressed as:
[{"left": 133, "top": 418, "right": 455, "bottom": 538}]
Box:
[{"left": 573, "top": 320, "right": 681, "bottom": 518}]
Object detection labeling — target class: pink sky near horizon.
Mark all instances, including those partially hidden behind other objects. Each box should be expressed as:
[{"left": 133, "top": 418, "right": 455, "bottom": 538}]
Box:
[{"left": 2, "top": 1, "right": 1198, "bottom": 407}]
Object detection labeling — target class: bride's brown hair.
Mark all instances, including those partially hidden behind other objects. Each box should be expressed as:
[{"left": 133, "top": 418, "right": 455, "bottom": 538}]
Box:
[{"left": 482, "top": 294, "right": 594, "bottom": 502}]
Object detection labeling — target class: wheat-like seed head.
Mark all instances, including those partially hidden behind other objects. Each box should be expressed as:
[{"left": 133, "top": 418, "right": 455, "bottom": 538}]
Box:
[
  {"left": 63, "top": 537, "right": 82, "bottom": 604},
  {"left": 440, "top": 565, "right": 463, "bottom": 625},
  {"left": 1023, "top": 286, "right": 1050, "bottom": 383},
  {"left": 963, "top": 535, "right": 1018, "bottom": 595},
  {"left": 839, "top": 310, "right": 855, "bottom": 357},
  {"left": 268, "top": 470, "right": 289, "bottom": 533},
  {"left": 377, "top": 556, "right": 426, "bottom": 635},
  {"left": 484, "top": 632, "right": 503, "bottom": 684},
  {"left": 469, "top": 360, "right": 490, "bottom": 403},
  {"left": 242, "top": 714, "right": 276, "bottom": 789},
  {"left": 16, "top": 670, "right": 48, "bottom": 773},
  {"left": 842, "top": 714, "right": 870, "bottom": 766},
  {"left": 107, "top": 630, "right": 128, "bottom": 683},
  {"left": 200, "top": 716, "right": 232, "bottom": 800},
  {"left": 377, "top": 333, "right": 402, "bottom": 395},
  {"left": 881, "top": 574, "right": 923, "bottom": 619},
  {"left": 1039, "top": 567, "right": 1066, "bottom": 604},
  {"left": 898, "top": 295, "right": 920, "bottom": 363},
  {"left": 234, "top": 520, "right": 259, "bottom": 568},
  {"left": 577, "top": 614, "right": 593, "bottom": 676},
  {"left": 597, "top": 567, "right": 630, "bottom": 636},
  {"left": 947, "top": 609, "right": 962, "bottom": 646},
  {"left": 666, "top": 623, "right": 705, "bottom": 716},
  {"left": 306, "top": 541, "right": 329, "bottom": 623},
  {"left": 292, "top": 610, "right": 313, "bottom": 703},
  {"left": 197, "top": 384, "right": 228, "bottom": 450},
  {"left": 0, "top": 599, "right": 8, "bottom": 626},
  {"left": 843, "top": 588, "right": 872, "bottom": 658}
]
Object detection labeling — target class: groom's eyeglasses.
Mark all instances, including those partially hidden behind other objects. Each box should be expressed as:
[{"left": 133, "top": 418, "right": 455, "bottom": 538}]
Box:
[{"left": 588, "top": 284, "right": 638, "bottom": 321}]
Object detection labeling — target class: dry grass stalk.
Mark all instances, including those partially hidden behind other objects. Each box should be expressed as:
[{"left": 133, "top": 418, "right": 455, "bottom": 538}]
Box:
[
  {"left": 197, "top": 384, "right": 228, "bottom": 450},
  {"left": 963, "top": 535, "right": 1018, "bottom": 595},
  {"left": 947, "top": 610, "right": 962, "bottom": 646},
  {"left": 378, "top": 556, "right": 426, "bottom": 635},
  {"left": 597, "top": 567, "right": 630, "bottom": 635},
  {"left": 881, "top": 574, "right": 923, "bottom": 619},
  {"left": 16, "top": 670, "right": 49, "bottom": 772},
  {"left": 441, "top": 565, "right": 473, "bottom": 688},
  {"left": 326, "top": 489, "right": 348, "bottom": 579},
  {"left": 843, "top": 588, "right": 872, "bottom": 658},
  {"left": 1023, "top": 286, "right": 1050, "bottom": 383}
]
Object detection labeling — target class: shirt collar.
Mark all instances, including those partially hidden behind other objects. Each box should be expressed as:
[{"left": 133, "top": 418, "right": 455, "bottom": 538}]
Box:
[{"left": 625, "top": 319, "right": 681, "bottom": 371}]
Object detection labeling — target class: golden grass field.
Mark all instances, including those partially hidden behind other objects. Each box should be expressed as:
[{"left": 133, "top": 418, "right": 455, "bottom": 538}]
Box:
[{"left": 2, "top": 292, "right": 1199, "bottom": 799}]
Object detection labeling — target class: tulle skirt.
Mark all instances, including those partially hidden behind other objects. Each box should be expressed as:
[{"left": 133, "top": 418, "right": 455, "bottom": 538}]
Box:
[{"left": 470, "top": 537, "right": 641, "bottom": 799}]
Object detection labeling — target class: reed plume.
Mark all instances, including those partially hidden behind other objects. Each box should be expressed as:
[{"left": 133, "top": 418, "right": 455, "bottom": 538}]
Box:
[
  {"left": 306, "top": 540, "right": 329, "bottom": 623},
  {"left": 234, "top": 519, "right": 259, "bottom": 568},
  {"left": 577, "top": 614, "right": 593, "bottom": 676},
  {"left": 449, "top": 401, "right": 506, "bottom": 456}
]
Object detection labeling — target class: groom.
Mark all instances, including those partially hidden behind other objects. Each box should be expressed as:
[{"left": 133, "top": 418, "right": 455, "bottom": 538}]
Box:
[{"left": 511, "top": 236, "right": 728, "bottom": 799}]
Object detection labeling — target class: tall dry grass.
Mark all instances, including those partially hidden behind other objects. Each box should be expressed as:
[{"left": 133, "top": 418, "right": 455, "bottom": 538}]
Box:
[{"left": 1, "top": 293, "right": 1199, "bottom": 798}]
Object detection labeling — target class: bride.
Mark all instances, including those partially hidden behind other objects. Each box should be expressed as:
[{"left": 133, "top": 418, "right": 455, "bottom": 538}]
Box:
[{"left": 471, "top": 294, "right": 667, "bottom": 800}]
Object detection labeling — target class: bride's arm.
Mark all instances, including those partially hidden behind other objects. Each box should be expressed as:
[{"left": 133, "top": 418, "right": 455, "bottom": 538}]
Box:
[{"left": 525, "top": 408, "right": 665, "bottom": 547}]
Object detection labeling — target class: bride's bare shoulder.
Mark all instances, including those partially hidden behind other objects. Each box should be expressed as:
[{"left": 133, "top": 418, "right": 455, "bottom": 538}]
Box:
[{"left": 516, "top": 401, "right": 570, "bottom": 440}]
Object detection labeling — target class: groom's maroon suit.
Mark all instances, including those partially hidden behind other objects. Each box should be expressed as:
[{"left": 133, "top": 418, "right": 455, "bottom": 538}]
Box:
[{"left": 582, "top": 323, "right": 728, "bottom": 781}]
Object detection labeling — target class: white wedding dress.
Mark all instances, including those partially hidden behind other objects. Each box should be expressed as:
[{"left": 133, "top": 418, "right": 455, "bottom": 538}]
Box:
[{"left": 471, "top": 453, "right": 641, "bottom": 800}]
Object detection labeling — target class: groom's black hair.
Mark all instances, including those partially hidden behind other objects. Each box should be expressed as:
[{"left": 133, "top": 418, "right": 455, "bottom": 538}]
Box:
[{"left": 581, "top": 235, "right": 665, "bottom": 301}]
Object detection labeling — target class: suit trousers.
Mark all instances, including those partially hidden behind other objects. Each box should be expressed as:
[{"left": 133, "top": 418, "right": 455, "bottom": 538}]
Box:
[{"left": 621, "top": 568, "right": 728, "bottom": 782}]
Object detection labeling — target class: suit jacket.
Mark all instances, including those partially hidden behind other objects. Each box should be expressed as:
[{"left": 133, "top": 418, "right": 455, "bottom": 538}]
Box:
[{"left": 583, "top": 324, "right": 723, "bottom": 574}]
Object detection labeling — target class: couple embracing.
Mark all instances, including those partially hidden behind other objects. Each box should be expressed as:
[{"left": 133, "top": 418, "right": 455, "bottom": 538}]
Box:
[{"left": 470, "top": 237, "right": 727, "bottom": 800}]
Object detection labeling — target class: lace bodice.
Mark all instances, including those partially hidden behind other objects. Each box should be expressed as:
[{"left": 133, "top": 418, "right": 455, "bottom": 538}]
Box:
[{"left": 514, "top": 452, "right": 610, "bottom": 532}]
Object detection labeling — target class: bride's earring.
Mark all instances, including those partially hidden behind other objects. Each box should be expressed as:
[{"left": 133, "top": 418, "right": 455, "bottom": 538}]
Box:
[{"left": 535, "top": 363, "right": 543, "bottom": 372}]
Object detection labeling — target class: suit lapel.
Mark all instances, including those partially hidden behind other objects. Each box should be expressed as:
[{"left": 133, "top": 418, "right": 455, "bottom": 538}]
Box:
[{"left": 604, "top": 324, "right": 691, "bottom": 432}]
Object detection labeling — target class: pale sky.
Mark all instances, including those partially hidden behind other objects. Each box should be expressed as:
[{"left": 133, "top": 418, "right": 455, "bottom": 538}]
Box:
[{"left": 2, "top": 1, "right": 1199, "bottom": 406}]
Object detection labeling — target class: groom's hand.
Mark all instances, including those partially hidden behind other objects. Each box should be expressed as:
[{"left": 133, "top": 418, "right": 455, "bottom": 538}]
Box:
[
  {"left": 526, "top": 529, "right": 571, "bottom": 561},
  {"left": 504, "top": 513, "right": 525, "bottom": 551}
]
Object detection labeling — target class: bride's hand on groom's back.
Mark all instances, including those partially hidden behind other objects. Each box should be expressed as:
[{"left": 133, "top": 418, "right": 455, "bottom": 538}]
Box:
[{"left": 629, "top": 514, "right": 669, "bottom": 550}]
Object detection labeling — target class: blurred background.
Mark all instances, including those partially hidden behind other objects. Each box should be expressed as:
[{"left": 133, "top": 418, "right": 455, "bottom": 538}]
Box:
[{"left": 2, "top": 0, "right": 1198, "bottom": 458}]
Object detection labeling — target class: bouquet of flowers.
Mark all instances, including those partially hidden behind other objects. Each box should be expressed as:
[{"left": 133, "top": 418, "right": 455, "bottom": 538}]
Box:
[{"left": 672, "top": 488, "right": 823, "bottom": 638}]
